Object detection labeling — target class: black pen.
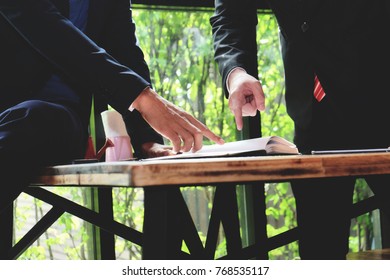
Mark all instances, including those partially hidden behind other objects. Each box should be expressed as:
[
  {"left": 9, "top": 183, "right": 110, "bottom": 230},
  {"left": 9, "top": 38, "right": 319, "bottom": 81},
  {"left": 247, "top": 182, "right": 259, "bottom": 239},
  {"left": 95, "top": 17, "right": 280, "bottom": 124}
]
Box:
[{"left": 311, "top": 148, "right": 390, "bottom": 155}]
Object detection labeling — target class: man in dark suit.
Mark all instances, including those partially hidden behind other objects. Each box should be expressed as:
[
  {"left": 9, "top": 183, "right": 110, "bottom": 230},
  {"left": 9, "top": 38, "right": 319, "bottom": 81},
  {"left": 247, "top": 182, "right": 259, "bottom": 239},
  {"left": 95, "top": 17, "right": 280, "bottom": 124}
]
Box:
[
  {"left": 210, "top": 0, "right": 390, "bottom": 259},
  {"left": 0, "top": 0, "right": 223, "bottom": 213}
]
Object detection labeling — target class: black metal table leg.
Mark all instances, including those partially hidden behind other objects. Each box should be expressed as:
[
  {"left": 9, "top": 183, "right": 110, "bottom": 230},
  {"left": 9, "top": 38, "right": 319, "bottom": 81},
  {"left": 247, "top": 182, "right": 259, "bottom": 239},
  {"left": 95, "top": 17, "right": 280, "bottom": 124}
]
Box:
[
  {"left": 142, "top": 187, "right": 183, "bottom": 259},
  {"left": 0, "top": 203, "right": 13, "bottom": 259}
]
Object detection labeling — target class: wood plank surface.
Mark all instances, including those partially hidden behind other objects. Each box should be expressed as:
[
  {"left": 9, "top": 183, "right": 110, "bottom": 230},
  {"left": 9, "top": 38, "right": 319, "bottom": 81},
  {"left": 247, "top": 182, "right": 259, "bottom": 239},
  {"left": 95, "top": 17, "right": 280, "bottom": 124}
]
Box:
[
  {"left": 347, "top": 248, "right": 390, "bottom": 260},
  {"left": 31, "top": 153, "right": 390, "bottom": 187}
]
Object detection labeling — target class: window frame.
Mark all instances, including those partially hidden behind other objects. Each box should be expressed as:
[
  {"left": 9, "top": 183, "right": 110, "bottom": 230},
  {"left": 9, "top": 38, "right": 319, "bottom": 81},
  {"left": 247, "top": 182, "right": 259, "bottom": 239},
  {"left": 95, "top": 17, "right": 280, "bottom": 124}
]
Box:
[{"left": 132, "top": 0, "right": 269, "bottom": 10}]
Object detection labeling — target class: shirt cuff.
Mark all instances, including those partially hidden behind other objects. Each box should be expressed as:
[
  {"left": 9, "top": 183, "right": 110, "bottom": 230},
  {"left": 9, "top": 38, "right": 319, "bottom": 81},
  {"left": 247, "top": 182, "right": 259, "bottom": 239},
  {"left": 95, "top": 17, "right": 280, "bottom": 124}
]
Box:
[
  {"left": 226, "top": 67, "right": 247, "bottom": 94},
  {"left": 128, "top": 86, "right": 151, "bottom": 112}
]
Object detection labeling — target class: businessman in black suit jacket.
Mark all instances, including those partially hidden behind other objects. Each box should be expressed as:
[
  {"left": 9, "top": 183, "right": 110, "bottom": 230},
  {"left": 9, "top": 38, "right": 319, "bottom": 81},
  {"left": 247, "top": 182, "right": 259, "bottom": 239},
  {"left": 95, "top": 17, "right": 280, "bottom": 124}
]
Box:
[
  {"left": 211, "top": 0, "right": 390, "bottom": 259},
  {"left": 0, "top": 0, "right": 223, "bottom": 213}
]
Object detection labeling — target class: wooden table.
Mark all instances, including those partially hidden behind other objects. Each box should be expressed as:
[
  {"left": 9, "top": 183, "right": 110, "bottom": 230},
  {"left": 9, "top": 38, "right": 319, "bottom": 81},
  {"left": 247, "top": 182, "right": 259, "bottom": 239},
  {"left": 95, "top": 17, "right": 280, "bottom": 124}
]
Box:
[
  {"left": 19, "top": 153, "right": 390, "bottom": 259},
  {"left": 32, "top": 152, "right": 390, "bottom": 187}
]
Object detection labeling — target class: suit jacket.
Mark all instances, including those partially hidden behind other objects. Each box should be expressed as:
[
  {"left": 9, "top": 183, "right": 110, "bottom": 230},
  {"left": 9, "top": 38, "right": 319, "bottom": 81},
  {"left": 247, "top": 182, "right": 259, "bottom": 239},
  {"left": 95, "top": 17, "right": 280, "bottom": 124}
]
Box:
[
  {"left": 0, "top": 0, "right": 163, "bottom": 155},
  {"left": 211, "top": 0, "right": 390, "bottom": 148}
]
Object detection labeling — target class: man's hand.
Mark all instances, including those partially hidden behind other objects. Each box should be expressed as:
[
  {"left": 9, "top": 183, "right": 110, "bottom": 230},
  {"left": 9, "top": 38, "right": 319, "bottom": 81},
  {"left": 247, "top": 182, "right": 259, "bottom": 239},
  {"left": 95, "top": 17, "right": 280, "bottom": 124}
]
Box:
[
  {"left": 227, "top": 68, "right": 265, "bottom": 130},
  {"left": 131, "top": 87, "right": 224, "bottom": 153},
  {"left": 141, "top": 142, "right": 175, "bottom": 158}
]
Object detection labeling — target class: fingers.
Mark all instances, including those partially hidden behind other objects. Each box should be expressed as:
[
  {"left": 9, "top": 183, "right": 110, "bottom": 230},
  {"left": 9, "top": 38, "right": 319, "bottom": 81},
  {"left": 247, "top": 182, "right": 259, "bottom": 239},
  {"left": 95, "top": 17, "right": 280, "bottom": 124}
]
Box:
[
  {"left": 141, "top": 142, "right": 175, "bottom": 158},
  {"left": 228, "top": 73, "right": 266, "bottom": 130},
  {"left": 180, "top": 112, "right": 225, "bottom": 146},
  {"left": 192, "top": 131, "right": 204, "bottom": 152},
  {"left": 149, "top": 115, "right": 198, "bottom": 153},
  {"left": 229, "top": 91, "right": 246, "bottom": 130},
  {"left": 156, "top": 107, "right": 201, "bottom": 152},
  {"left": 170, "top": 115, "right": 220, "bottom": 153},
  {"left": 200, "top": 129, "right": 225, "bottom": 146},
  {"left": 232, "top": 106, "right": 244, "bottom": 131},
  {"left": 147, "top": 107, "right": 213, "bottom": 153},
  {"left": 173, "top": 122, "right": 198, "bottom": 152},
  {"left": 253, "top": 82, "right": 266, "bottom": 111},
  {"left": 131, "top": 87, "right": 224, "bottom": 153},
  {"left": 167, "top": 131, "right": 183, "bottom": 153},
  {"left": 182, "top": 114, "right": 225, "bottom": 151}
]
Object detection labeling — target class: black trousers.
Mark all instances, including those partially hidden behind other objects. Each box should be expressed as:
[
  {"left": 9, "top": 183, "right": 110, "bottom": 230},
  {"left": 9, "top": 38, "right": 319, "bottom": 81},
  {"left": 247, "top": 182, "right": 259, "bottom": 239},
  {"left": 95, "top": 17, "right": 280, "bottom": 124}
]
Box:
[
  {"left": 292, "top": 97, "right": 390, "bottom": 259},
  {"left": 0, "top": 100, "right": 87, "bottom": 214},
  {"left": 292, "top": 176, "right": 390, "bottom": 260}
]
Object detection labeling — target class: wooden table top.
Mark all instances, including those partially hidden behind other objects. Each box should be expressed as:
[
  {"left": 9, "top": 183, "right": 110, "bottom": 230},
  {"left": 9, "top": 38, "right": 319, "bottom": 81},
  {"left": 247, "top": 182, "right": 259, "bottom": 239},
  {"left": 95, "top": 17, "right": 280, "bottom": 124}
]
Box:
[{"left": 30, "top": 152, "right": 390, "bottom": 188}]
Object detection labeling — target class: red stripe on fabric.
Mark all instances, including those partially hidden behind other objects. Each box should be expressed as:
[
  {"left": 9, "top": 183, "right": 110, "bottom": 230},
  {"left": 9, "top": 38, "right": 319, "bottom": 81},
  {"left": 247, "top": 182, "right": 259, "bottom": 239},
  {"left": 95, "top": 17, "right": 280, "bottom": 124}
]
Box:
[{"left": 314, "top": 75, "right": 326, "bottom": 102}]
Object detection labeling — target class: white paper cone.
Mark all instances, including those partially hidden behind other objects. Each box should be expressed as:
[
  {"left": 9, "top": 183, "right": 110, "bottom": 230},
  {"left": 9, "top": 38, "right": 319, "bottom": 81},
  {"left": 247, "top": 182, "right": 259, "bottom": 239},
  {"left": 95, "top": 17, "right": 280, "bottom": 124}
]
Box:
[
  {"left": 101, "top": 109, "right": 128, "bottom": 137},
  {"left": 100, "top": 109, "right": 133, "bottom": 161}
]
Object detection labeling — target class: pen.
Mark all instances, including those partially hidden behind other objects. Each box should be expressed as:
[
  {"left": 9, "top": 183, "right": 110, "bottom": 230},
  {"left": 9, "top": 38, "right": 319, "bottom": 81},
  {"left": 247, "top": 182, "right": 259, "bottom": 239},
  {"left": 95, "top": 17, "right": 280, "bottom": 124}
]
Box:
[{"left": 311, "top": 148, "right": 390, "bottom": 155}]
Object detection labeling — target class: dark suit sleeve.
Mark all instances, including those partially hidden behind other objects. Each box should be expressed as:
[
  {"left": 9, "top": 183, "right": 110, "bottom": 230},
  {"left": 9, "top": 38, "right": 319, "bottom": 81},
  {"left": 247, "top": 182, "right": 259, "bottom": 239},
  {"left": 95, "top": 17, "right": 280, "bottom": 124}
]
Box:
[
  {"left": 99, "top": 0, "right": 164, "bottom": 156},
  {"left": 0, "top": 0, "right": 164, "bottom": 156},
  {"left": 0, "top": 0, "right": 150, "bottom": 114},
  {"left": 210, "top": 0, "right": 259, "bottom": 96}
]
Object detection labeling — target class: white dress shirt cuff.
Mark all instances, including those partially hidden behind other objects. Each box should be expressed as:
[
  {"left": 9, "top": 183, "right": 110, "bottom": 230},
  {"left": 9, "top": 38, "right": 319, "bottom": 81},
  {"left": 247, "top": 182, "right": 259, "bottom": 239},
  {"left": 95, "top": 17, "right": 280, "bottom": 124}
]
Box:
[
  {"left": 128, "top": 86, "right": 151, "bottom": 112},
  {"left": 226, "top": 67, "right": 247, "bottom": 93}
]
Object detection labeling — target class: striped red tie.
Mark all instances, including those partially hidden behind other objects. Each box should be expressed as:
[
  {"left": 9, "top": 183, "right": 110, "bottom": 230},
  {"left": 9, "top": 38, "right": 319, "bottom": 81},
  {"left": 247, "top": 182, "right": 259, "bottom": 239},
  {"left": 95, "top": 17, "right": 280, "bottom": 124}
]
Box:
[{"left": 314, "top": 75, "right": 326, "bottom": 102}]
